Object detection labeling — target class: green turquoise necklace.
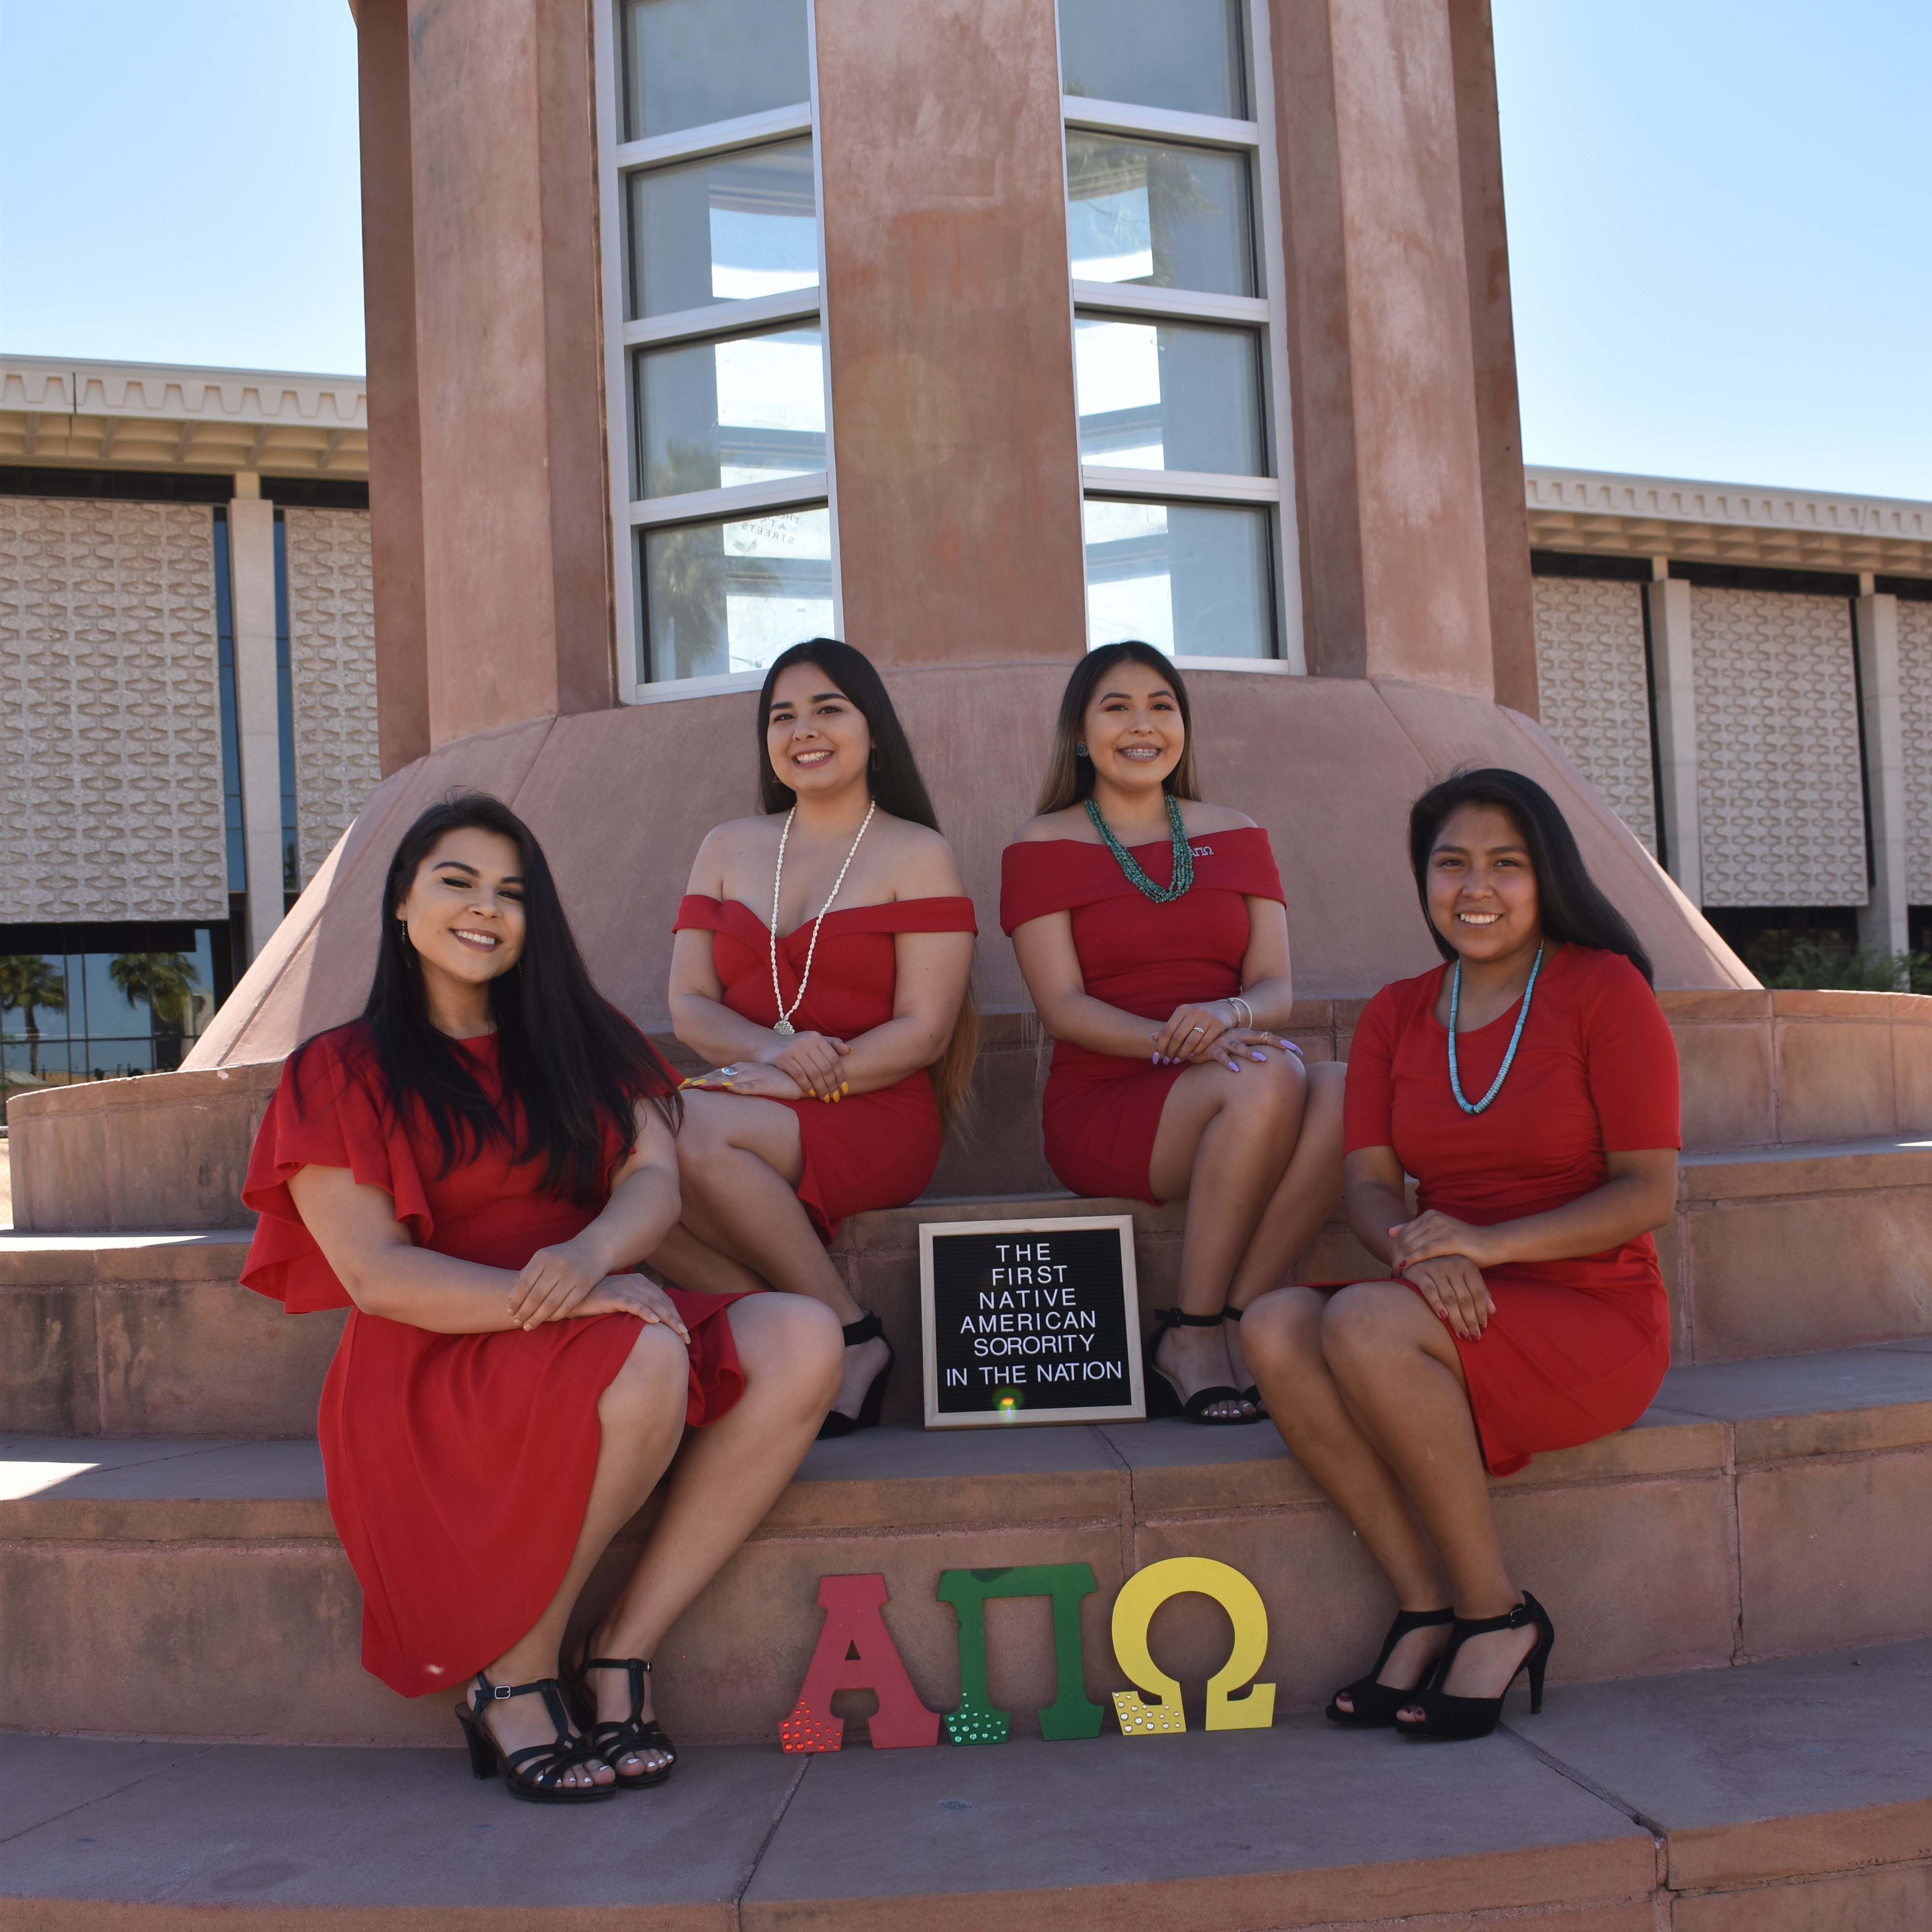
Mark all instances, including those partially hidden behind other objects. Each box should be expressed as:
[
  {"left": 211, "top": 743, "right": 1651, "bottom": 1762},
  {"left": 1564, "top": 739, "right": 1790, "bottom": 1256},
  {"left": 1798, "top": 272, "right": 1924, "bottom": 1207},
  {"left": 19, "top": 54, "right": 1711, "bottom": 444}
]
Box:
[
  {"left": 1448, "top": 945, "right": 1543, "bottom": 1114},
  {"left": 1084, "top": 794, "right": 1195, "bottom": 905}
]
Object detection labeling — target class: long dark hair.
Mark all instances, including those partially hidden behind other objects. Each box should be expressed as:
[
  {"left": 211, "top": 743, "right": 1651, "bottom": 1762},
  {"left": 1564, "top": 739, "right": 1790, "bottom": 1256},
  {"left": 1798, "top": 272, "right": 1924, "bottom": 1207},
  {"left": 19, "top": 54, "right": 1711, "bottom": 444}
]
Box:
[
  {"left": 1035, "top": 640, "right": 1204, "bottom": 814},
  {"left": 307, "top": 793, "right": 680, "bottom": 1201},
  {"left": 1408, "top": 768, "right": 1653, "bottom": 985},
  {"left": 753, "top": 639, "right": 978, "bottom": 1123}
]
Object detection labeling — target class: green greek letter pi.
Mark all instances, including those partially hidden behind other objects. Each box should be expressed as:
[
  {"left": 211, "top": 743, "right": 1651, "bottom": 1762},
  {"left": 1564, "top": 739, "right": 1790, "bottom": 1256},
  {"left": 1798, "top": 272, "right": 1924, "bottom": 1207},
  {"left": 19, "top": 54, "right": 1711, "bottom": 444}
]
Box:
[{"left": 936, "top": 1564, "right": 1107, "bottom": 1745}]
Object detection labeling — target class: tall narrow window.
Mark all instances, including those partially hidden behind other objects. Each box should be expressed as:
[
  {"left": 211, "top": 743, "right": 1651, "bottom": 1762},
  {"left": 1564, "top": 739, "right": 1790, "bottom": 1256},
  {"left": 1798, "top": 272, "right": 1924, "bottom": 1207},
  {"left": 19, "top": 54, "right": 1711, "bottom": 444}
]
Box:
[
  {"left": 1058, "top": 0, "right": 1298, "bottom": 665},
  {"left": 211, "top": 511, "right": 247, "bottom": 893},
  {"left": 271, "top": 511, "right": 299, "bottom": 897},
  {"left": 596, "top": 0, "right": 835, "bottom": 690}
]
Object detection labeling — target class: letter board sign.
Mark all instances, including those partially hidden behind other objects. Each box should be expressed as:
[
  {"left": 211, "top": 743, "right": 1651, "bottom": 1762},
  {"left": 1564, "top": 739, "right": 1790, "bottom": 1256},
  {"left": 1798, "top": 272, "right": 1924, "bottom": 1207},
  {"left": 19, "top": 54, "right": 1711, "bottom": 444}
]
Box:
[{"left": 919, "top": 1216, "right": 1144, "bottom": 1428}]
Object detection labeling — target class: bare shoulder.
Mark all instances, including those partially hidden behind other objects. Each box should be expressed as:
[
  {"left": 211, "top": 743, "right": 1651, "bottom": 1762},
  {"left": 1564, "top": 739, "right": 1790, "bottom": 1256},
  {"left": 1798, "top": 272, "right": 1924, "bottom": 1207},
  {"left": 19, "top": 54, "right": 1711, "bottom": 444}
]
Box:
[
  {"left": 1177, "top": 800, "right": 1258, "bottom": 835},
  {"left": 687, "top": 814, "right": 779, "bottom": 891},
  {"left": 874, "top": 814, "right": 965, "bottom": 896},
  {"left": 1012, "top": 806, "right": 1091, "bottom": 845}
]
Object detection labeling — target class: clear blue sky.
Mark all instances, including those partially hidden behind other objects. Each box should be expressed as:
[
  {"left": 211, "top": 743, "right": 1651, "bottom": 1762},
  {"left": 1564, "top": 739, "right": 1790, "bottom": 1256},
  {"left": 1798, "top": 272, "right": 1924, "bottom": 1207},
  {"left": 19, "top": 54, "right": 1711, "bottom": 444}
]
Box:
[{"left": 1, "top": 0, "right": 1927, "bottom": 499}]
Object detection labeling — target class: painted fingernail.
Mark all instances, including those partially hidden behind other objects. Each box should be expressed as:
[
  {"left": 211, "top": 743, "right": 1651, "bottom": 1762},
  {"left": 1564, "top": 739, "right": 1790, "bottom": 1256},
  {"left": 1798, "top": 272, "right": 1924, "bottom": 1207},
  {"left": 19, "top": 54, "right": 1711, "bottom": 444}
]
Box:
[{"left": 1251, "top": 1051, "right": 1265, "bottom": 1062}]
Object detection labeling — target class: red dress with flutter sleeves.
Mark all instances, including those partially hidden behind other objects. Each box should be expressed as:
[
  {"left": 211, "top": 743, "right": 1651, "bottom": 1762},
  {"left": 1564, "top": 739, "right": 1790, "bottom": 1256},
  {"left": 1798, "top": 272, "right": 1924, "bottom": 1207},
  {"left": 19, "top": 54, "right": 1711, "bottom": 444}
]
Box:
[
  {"left": 999, "top": 827, "right": 1286, "bottom": 1203},
  {"left": 671, "top": 894, "right": 979, "bottom": 1242},
  {"left": 1343, "top": 946, "right": 1681, "bottom": 1474},
  {"left": 240, "top": 1023, "right": 748, "bottom": 1699}
]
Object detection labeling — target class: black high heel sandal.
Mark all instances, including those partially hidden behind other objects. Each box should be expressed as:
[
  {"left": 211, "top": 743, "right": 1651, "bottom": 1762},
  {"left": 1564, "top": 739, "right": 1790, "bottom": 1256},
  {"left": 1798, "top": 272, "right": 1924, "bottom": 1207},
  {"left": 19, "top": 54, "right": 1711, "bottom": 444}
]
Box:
[
  {"left": 564, "top": 1650, "right": 677, "bottom": 1789},
  {"left": 1394, "top": 1592, "right": 1555, "bottom": 1742},
  {"left": 1145, "top": 1308, "right": 1262, "bottom": 1425},
  {"left": 1221, "top": 1305, "right": 1264, "bottom": 1412},
  {"left": 1324, "top": 1606, "right": 1454, "bottom": 1727},
  {"left": 818, "top": 1310, "right": 893, "bottom": 1438},
  {"left": 454, "top": 1673, "right": 616, "bottom": 1804}
]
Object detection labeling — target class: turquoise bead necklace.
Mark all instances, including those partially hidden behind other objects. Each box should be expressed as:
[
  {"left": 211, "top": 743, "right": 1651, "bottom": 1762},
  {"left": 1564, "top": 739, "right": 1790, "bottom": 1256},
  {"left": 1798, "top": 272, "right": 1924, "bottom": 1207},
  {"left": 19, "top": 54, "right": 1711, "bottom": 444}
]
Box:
[
  {"left": 1447, "top": 944, "right": 1544, "bottom": 1114},
  {"left": 1084, "top": 794, "right": 1194, "bottom": 904}
]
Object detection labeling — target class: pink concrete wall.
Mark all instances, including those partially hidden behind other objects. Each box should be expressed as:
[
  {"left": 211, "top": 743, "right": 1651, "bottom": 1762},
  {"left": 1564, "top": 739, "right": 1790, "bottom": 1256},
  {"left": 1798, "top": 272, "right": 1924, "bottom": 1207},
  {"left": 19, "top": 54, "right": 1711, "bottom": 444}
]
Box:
[
  {"left": 1270, "top": 0, "right": 1497, "bottom": 695},
  {"left": 814, "top": 0, "right": 1089, "bottom": 669}
]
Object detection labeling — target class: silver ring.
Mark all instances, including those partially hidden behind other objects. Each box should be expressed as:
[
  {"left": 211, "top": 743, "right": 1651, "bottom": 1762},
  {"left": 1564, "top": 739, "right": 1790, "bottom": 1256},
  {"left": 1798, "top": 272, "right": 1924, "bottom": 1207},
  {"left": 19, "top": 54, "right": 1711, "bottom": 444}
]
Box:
[
  {"left": 720, "top": 1065, "right": 739, "bottom": 1077},
  {"left": 1187, "top": 1024, "right": 1206, "bottom": 1036}
]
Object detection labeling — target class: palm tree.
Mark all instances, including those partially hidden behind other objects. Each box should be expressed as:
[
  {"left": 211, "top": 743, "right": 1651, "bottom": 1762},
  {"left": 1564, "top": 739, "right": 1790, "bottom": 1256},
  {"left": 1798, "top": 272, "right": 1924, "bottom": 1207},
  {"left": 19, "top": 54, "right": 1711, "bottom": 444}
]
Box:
[
  {"left": 108, "top": 952, "right": 201, "bottom": 1069},
  {"left": 0, "top": 955, "right": 68, "bottom": 1080}
]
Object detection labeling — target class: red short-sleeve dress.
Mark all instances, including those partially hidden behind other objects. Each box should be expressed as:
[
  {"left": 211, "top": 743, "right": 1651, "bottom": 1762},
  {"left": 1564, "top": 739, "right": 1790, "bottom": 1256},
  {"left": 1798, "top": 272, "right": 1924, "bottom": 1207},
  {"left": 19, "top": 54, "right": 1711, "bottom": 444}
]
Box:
[
  {"left": 1342, "top": 945, "right": 1682, "bottom": 1475},
  {"left": 240, "top": 1023, "right": 749, "bottom": 1699},
  {"left": 1000, "top": 828, "right": 1286, "bottom": 1202},
  {"left": 671, "top": 895, "right": 979, "bottom": 1242}
]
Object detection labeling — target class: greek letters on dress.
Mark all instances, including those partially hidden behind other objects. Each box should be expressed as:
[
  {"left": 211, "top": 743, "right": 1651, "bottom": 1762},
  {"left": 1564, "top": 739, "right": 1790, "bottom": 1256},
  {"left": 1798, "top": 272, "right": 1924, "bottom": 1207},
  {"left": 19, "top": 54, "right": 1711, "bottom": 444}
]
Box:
[
  {"left": 671, "top": 895, "right": 979, "bottom": 1242},
  {"left": 1342, "top": 946, "right": 1682, "bottom": 1475},
  {"left": 240, "top": 1023, "right": 748, "bottom": 1698},
  {"left": 999, "top": 828, "right": 1286, "bottom": 1202}
]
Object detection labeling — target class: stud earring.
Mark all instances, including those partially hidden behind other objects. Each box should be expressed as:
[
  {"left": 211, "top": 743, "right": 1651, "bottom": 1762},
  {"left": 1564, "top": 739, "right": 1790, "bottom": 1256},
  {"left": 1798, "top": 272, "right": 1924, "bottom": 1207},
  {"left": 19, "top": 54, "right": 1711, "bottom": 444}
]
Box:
[{"left": 1076, "top": 742, "right": 1090, "bottom": 759}]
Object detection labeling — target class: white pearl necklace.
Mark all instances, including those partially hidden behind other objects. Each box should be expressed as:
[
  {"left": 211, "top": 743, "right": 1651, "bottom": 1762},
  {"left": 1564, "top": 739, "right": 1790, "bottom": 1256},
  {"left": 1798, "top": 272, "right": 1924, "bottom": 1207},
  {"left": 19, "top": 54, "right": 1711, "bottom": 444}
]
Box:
[{"left": 769, "top": 802, "right": 876, "bottom": 1035}]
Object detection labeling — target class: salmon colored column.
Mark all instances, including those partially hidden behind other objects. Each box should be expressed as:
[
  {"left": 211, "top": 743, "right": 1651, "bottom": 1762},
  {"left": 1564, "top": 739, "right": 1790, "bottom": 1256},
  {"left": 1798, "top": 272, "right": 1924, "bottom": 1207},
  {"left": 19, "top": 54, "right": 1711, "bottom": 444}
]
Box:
[
  {"left": 1269, "top": 0, "right": 1497, "bottom": 697},
  {"left": 813, "top": 0, "right": 1088, "bottom": 669},
  {"left": 1448, "top": 0, "right": 1537, "bottom": 718},
  {"left": 374, "top": 0, "right": 616, "bottom": 748},
  {"left": 356, "top": 0, "right": 431, "bottom": 774}
]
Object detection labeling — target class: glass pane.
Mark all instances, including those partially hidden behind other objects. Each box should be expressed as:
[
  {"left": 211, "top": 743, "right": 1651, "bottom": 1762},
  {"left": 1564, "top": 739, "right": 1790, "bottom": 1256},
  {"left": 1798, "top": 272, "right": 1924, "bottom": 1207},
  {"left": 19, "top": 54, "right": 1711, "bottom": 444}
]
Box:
[
  {"left": 635, "top": 327, "right": 824, "bottom": 499},
  {"left": 1058, "top": 0, "right": 1245, "bottom": 119},
  {"left": 1084, "top": 498, "right": 1274, "bottom": 658},
  {"left": 628, "top": 140, "right": 819, "bottom": 320},
  {"left": 1075, "top": 317, "right": 1264, "bottom": 475},
  {"left": 0, "top": 954, "right": 71, "bottom": 1099},
  {"left": 643, "top": 506, "right": 833, "bottom": 681},
  {"left": 1065, "top": 134, "right": 1253, "bottom": 295},
  {"left": 623, "top": 0, "right": 810, "bottom": 141}
]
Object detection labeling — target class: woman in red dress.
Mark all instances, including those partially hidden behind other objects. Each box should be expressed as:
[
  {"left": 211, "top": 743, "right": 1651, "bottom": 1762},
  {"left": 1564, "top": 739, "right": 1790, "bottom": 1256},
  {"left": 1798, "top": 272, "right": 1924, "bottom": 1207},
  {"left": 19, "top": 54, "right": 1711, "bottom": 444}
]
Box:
[
  {"left": 654, "top": 640, "right": 978, "bottom": 1433},
  {"left": 1000, "top": 642, "right": 1345, "bottom": 1423},
  {"left": 242, "top": 795, "right": 841, "bottom": 1803},
  {"left": 1243, "top": 768, "right": 1681, "bottom": 1740}
]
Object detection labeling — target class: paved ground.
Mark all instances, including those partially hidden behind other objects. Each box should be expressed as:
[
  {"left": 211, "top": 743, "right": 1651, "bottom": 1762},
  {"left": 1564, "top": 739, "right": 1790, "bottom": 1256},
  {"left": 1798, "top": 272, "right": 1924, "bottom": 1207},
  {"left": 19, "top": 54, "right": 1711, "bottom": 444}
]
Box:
[{"left": 3, "top": 1643, "right": 1929, "bottom": 1930}]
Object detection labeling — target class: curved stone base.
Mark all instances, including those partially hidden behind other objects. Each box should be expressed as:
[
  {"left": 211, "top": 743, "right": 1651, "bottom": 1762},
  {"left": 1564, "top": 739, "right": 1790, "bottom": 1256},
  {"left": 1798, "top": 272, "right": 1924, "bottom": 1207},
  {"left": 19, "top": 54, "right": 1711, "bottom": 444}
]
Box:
[{"left": 7, "top": 666, "right": 1779, "bottom": 1230}]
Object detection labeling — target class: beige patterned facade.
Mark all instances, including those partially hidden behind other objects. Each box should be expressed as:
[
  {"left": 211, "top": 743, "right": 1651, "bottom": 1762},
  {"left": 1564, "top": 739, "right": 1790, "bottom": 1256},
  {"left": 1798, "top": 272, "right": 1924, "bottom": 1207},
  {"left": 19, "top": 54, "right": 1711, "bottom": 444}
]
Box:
[
  {"left": 1530, "top": 575, "right": 1656, "bottom": 853},
  {"left": 1690, "top": 586, "right": 1866, "bottom": 907},
  {"left": 283, "top": 509, "right": 379, "bottom": 886},
  {"left": 1897, "top": 599, "right": 1932, "bottom": 904},
  {"left": 0, "top": 498, "right": 227, "bottom": 922}
]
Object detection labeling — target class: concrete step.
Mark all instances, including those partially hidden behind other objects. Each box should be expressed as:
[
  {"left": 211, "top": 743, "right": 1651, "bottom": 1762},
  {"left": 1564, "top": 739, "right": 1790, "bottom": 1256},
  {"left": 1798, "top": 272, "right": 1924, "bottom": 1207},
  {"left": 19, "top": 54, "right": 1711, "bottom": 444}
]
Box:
[
  {"left": 3, "top": 1642, "right": 1928, "bottom": 1930},
  {"left": 7, "top": 1136, "right": 1932, "bottom": 1439},
  {"left": 4, "top": 1345, "right": 1930, "bottom": 1747}
]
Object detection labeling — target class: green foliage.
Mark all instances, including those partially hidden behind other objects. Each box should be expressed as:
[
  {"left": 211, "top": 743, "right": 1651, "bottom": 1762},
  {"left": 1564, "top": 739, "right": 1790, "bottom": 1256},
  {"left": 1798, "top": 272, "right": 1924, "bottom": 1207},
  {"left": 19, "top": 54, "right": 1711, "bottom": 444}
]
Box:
[
  {"left": 1744, "top": 932, "right": 1932, "bottom": 995},
  {"left": 107, "top": 952, "right": 200, "bottom": 1029}
]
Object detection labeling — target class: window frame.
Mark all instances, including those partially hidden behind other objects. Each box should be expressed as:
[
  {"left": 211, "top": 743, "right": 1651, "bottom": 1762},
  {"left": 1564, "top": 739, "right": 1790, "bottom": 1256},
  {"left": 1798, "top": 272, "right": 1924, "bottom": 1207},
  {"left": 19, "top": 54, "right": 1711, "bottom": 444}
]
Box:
[
  {"left": 593, "top": 0, "right": 842, "bottom": 699},
  {"left": 1059, "top": 0, "right": 1304, "bottom": 670}
]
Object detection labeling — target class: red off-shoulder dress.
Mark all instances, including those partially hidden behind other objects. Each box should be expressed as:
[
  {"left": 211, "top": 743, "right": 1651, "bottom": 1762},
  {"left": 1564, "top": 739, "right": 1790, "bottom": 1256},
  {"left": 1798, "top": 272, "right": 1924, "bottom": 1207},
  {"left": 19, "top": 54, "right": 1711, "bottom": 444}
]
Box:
[
  {"left": 1000, "top": 828, "right": 1286, "bottom": 1202},
  {"left": 240, "top": 1023, "right": 749, "bottom": 1699},
  {"left": 1343, "top": 946, "right": 1681, "bottom": 1475},
  {"left": 671, "top": 895, "right": 979, "bottom": 1242}
]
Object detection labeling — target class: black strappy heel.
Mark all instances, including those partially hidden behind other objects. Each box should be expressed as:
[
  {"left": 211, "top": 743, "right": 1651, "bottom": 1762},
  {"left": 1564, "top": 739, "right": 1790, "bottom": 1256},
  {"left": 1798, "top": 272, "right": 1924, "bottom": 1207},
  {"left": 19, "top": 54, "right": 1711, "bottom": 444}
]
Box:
[
  {"left": 454, "top": 1673, "right": 615, "bottom": 1804},
  {"left": 818, "top": 1310, "right": 893, "bottom": 1438},
  {"left": 1221, "top": 1304, "right": 1264, "bottom": 1411},
  {"left": 1324, "top": 1606, "right": 1455, "bottom": 1727},
  {"left": 1395, "top": 1592, "right": 1556, "bottom": 1742},
  {"left": 1145, "top": 1307, "right": 1262, "bottom": 1424},
  {"left": 564, "top": 1651, "right": 677, "bottom": 1789}
]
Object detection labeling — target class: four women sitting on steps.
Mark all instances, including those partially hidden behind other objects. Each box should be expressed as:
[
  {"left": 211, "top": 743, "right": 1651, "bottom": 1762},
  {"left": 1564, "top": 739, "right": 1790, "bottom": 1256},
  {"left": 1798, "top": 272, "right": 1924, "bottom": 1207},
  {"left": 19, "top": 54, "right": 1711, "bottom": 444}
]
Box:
[{"left": 241, "top": 637, "right": 1682, "bottom": 1779}]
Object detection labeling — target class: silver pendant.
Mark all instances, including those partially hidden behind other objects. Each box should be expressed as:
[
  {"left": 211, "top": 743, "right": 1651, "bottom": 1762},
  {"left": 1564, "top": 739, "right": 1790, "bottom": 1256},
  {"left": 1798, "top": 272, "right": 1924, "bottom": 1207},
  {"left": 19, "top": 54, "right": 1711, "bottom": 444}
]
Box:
[{"left": 773, "top": 1019, "right": 795, "bottom": 1035}]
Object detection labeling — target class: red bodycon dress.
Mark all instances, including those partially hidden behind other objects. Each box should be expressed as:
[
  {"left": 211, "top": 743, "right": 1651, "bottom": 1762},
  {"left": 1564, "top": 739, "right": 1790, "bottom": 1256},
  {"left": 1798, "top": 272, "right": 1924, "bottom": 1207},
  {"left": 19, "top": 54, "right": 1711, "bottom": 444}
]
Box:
[
  {"left": 1343, "top": 946, "right": 1682, "bottom": 1475},
  {"left": 240, "top": 1024, "right": 749, "bottom": 1698},
  {"left": 1000, "top": 828, "right": 1286, "bottom": 1203},
  {"left": 671, "top": 895, "right": 979, "bottom": 1242}
]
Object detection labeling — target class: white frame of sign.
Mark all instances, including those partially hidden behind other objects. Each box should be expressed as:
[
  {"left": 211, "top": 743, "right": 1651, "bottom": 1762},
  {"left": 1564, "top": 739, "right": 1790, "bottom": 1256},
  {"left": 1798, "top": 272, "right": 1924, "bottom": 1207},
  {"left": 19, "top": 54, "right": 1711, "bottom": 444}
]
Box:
[{"left": 918, "top": 1214, "right": 1146, "bottom": 1430}]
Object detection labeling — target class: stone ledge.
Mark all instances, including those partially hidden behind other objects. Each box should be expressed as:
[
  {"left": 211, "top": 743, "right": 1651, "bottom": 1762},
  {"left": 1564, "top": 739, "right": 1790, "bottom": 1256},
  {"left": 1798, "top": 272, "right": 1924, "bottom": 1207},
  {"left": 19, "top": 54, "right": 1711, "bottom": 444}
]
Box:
[{"left": 1, "top": 1644, "right": 1927, "bottom": 1931}]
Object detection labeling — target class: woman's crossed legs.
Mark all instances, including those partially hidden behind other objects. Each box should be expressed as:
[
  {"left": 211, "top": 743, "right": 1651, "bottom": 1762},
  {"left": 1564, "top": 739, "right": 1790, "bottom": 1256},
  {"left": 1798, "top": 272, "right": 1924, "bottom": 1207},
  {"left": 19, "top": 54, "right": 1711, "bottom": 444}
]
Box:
[
  {"left": 477, "top": 1293, "right": 841, "bottom": 1786},
  {"left": 1242, "top": 1282, "right": 1538, "bottom": 1709},
  {"left": 1145, "top": 1054, "right": 1346, "bottom": 1418}
]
